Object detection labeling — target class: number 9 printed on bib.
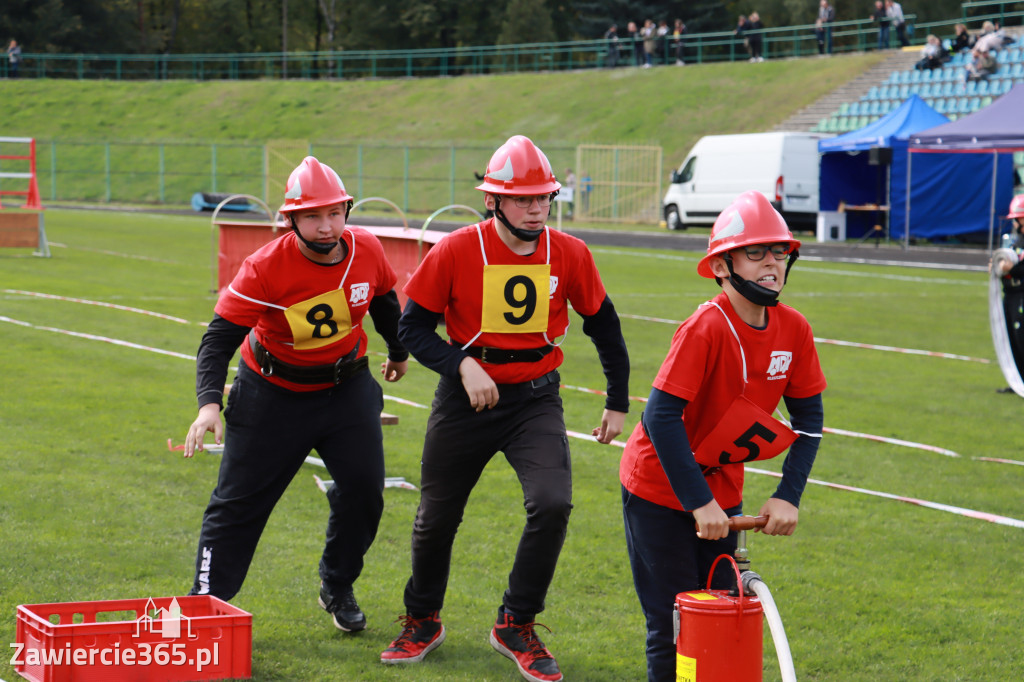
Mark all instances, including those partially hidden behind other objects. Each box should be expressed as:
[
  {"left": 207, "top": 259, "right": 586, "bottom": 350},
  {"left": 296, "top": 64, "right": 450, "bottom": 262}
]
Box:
[{"left": 480, "top": 264, "right": 551, "bottom": 333}]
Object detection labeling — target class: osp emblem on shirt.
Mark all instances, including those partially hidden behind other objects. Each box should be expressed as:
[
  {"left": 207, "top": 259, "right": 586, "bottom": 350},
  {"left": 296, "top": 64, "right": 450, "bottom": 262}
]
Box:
[
  {"left": 767, "top": 351, "right": 792, "bottom": 380},
  {"left": 549, "top": 275, "right": 558, "bottom": 298},
  {"left": 350, "top": 282, "right": 370, "bottom": 306}
]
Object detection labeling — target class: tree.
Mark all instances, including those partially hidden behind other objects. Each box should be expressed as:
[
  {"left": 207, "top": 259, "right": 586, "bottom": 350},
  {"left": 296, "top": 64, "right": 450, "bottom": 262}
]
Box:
[{"left": 498, "top": 0, "right": 557, "bottom": 45}]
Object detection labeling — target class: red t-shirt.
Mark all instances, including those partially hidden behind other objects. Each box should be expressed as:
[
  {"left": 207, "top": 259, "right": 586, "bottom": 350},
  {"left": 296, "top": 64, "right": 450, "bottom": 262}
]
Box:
[
  {"left": 216, "top": 227, "right": 397, "bottom": 391},
  {"left": 620, "top": 291, "right": 827, "bottom": 510},
  {"left": 404, "top": 219, "right": 607, "bottom": 384}
]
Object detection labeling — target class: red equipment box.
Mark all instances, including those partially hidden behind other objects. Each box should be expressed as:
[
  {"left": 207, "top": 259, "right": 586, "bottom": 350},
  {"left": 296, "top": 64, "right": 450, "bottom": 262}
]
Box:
[{"left": 14, "top": 595, "right": 252, "bottom": 682}]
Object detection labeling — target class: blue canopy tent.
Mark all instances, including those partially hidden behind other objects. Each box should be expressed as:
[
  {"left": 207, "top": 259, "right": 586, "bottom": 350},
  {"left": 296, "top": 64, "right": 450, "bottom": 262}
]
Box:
[
  {"left": 818, "top": 95, "right": 949, "bottom": 241},
  {"left": 908, "top": 83, "right": 1024, "bottom": 249}
]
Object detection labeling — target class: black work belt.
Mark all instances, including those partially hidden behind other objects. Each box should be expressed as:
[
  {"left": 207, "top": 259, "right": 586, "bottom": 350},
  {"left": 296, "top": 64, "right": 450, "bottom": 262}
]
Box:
[
  {"left": 249, "top": 332, "right": 367, "bottom": 385},
  {"left": 462, "top": 344, "right": 554, "bottom": 365}
]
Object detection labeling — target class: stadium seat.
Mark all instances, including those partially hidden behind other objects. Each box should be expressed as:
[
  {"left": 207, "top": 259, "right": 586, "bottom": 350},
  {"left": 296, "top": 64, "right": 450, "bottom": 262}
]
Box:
[
  {"left": 968, "top": 96, "right": 982, "bottom": 112},
  {"left": 919, "top": 83, "right": 933, "bottom": 98},
  {"left": 952, "top": 81, "right": 967, "bottom": 96},
  {"left": 838, "top": 102, "right": 850, "bottom": 116},
  {"left": 933, "top": 98, "right": 948, "bottom": 114},
  {"left": 878, "top": 84, "right": 892, "bottom": 99},
  {"left": 980, "top": 96, "right": 993, "bottom": 107},
  {"left": 868, "top": 100, "right": 881, "bottom": 116},
  {"left": 1011, "top": 63, "right": 1023, "bottom": 78},
  {"left": 1009, "top": 48, "right": 1021, "bottom": 63},
  {"left": 910, "top": 69, "right": 922, "bottom": 83},
  {"left": 957, "top": 97, "right": 971, "bottom": 114},
  {"left": 867, "top": 86, "right": 879, "bottom": 100},
  {"left": 940, "top": 81, "right": 954, "bottom": 98},
  {"left": 965, "top": 80, "right": 977, "bottom": 95},
  {"left": 827, "top": 117, "right": 841, "bottom": 133},
  {"left": 889, "top": 70, "right": 901, "bottom": 84},
  {"left": 900, "top": 70, "right": 913, "bottom": 84},
  {"left": 898, "top": 84, "right": 910, "bottom": 98}
]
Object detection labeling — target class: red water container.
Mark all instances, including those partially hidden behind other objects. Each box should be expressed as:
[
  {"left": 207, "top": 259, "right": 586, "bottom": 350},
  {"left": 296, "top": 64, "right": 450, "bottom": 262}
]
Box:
[{"left": 675, "top": 555, "right": 763, "bottom": 682}]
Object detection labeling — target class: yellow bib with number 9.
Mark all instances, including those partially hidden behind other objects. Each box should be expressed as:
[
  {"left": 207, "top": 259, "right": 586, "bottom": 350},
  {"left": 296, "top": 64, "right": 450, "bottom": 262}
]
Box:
[
  {"left": 480, "top": 264, "right": 550, "bottom": 333},
  {"left": 283, "top": 289, "right": 353, "bottom": 350}
]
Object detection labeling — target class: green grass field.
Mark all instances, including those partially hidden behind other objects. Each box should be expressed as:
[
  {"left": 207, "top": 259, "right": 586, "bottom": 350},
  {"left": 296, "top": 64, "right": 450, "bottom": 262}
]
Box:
[{"left": 1, "top": 208, "right": 1021, "bottom": 681}]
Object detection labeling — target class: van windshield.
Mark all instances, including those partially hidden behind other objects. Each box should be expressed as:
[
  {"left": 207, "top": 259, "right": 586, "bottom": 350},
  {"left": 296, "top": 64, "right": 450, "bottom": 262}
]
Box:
[{"left": 678, "top": 157, "right": 696, "bottom": 183}]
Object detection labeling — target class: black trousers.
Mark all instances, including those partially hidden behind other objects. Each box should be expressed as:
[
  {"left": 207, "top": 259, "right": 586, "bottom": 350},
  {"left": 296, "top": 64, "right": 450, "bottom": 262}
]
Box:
[
  {"left": 403, "top": 371, "right": 572, "bottom": 618},
  {"left": 622, "top": 488, "right": 740, "bottom": 682},
  {"left": 1004, "top": 288, "right": 1024, "bottom": 379},
  {"left": 190, "top": 362, "right": 385, "bottom": 600}
]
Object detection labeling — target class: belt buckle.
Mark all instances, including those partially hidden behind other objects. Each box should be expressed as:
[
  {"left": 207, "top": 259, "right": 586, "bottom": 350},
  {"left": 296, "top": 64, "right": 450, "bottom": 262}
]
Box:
[
  {"left": 259, "top": 351, "right": 274, "bottom": 377},
  {"left": 333, "top": 357, "right": 349, "bottom": 384},
  {"left": 480, "top": 347, "right": 494, "bottom": 364}
]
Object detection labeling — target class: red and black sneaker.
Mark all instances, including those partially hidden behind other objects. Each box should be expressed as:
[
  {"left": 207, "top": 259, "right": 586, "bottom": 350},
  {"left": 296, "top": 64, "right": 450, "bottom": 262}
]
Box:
[
  {"left": 380, "top": 612, "right": 445, "bottom": 664},
  {"left": 489, "top": 607, "right": 563, "bottom": 682}
]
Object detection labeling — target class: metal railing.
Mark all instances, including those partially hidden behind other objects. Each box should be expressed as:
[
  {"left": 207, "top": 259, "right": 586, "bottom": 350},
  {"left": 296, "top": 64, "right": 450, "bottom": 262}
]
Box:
[{"left": 0, "top": 15, "right": 949, "bottom": 81}]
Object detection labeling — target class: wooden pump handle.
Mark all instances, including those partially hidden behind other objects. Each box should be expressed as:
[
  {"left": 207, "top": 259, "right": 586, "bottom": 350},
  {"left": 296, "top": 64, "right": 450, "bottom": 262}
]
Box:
[{"left": 728, "top": 515, "right": 768, "bottom": 531}]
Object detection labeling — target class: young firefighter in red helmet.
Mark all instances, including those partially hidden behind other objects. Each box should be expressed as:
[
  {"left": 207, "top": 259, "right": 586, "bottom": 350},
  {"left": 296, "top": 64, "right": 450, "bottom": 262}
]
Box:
[
  {"left": 619, "top": 191, "right": 827, "bottom": 682},
  {"left": 993, "top": 193, "right": 1024, "bottom": 388},
  {"left": 381, "top": 135, "right": 630, "bottom": 682},
  {"left": 182, "top": 156, "right": 408, "bottom": 632}
]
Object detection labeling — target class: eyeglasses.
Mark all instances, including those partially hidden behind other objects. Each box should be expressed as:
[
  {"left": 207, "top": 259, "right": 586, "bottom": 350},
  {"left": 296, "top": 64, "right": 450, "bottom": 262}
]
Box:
[
  {"left": 507, "top": 194, "right": 555, "bottom": 209},
  {"left": 741, "top": 244, "right": 793, "bottom": 261}
]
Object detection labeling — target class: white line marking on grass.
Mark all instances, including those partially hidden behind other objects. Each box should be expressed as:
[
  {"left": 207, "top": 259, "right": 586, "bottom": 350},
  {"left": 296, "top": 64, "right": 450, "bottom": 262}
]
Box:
[
  {"left": 45, "top": 241, "right": 179, "bottom": 263},
  {"left": 589, "top": 248, "right": 985, "bottom": 279},
  {"left": 813, "top": 337, "right": 989, "bottom": 363},
  {"left": 562, "top": 426, "right": 1024, "bottom": 528},
  {"left": 618, "top": 313, "right": 990, "bottom": 363},
  {"left": 5, "top": 289, "right": 196, "bottom": 325},
  {"left": 562, "top": 383, "right": 964, "bottom": 458},
  {"left": 747, "top": 466, "right": 1024, "bottom": 529},
  {"left": 383, "top": 394, "right": 429, "bottom": 409},
  {"left": 976, "top": 457, "right": 1024, "bottom": 466},
  {"left": 0, "top": 315, "right": 196, "bottom": 361},
  {"left": 822, "top": 427, "right": 960, "bottom": 457}
]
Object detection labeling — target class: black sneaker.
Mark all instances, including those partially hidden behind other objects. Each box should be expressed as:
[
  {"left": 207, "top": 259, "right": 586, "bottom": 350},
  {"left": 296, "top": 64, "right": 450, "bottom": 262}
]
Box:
[
  {"left": 318, "top": 583, "right": 366, "bottom": 632},
  {"left": 489, "top": 607, "right": 563, "bottom": 682},
  {"left": 380, "top": 612, "right": 445, "bottom": 664}
]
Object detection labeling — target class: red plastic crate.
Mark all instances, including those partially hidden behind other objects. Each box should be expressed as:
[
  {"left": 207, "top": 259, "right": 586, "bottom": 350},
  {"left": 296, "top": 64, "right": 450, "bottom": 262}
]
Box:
[{"left": 14, "top": 595, "right": 251, "bottom": 682}]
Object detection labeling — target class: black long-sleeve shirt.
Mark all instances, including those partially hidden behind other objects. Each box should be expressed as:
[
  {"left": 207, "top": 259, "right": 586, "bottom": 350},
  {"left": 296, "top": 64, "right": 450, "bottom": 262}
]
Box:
[
  {"left": 644, "top": 387, "right": 824, "bottom": 511},
  {"left": 194, "top": 289, "right": 407, "bottom": 410},
  {"left": 398, "top": 295, "right": 630, "bottom": 413}
]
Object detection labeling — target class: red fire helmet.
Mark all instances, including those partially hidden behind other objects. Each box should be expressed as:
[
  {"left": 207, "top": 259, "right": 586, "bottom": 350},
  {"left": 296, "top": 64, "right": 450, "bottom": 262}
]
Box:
[
  {"left": 697, "top": 191, "right": 801, "bottom": 279},
  {"left": 475, "top": 135, "right": 561, "bottom": 196},
  {"left": 279, "top": 156, "right": 353, "bottom": 214}
]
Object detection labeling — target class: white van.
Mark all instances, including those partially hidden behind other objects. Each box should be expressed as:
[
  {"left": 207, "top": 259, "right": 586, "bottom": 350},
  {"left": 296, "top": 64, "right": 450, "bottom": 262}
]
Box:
[{"left": 662, "top": 132, "right": 829, "bottom": 231}]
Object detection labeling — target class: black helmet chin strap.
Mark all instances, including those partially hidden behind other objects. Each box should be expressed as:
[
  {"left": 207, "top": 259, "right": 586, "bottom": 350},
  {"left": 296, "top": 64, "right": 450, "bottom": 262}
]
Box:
[
  {"left": 287, "top": 201, "right": 353, "bottom": 255},
  {"left": 722, "top": 250, "right": 800, "bottom": 307},
  {"left": 493, "top": 196, "right": 544, "bottom": 242}
]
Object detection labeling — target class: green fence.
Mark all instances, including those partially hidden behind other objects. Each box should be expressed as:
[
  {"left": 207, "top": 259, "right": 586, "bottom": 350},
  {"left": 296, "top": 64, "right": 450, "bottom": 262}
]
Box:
[{"left": 15, "top": 139, "right": 584, "bottom": 218}]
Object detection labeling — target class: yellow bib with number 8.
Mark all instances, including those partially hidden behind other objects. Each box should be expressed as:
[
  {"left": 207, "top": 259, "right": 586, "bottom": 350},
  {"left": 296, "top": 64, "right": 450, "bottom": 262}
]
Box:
[
  {"left": 284, "top": 289, "right": 353, "bottom": 350},
  {"left": 480, "top": 264, "right": 550, "bottom": 333}
]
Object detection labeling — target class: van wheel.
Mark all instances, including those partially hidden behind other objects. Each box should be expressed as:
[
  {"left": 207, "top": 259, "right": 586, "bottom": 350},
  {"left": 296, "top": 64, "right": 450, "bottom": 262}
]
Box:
[{"left": 665, "top": 205, "right": 686, "bottom": 231}]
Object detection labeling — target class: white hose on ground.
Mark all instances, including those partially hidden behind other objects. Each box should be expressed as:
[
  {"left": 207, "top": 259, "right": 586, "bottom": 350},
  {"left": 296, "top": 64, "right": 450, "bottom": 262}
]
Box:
[{"left": 743, "top": 572, "right": 797, "bottom": 682}]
